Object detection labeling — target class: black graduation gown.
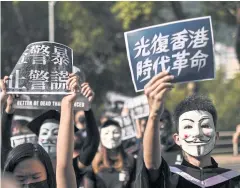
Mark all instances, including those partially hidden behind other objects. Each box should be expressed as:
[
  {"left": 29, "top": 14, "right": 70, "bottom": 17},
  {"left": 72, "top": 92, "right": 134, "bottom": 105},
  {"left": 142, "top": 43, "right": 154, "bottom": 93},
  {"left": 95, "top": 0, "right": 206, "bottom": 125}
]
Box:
[{"left": 134, "top": 155, "right": 240, "bottom": 188}]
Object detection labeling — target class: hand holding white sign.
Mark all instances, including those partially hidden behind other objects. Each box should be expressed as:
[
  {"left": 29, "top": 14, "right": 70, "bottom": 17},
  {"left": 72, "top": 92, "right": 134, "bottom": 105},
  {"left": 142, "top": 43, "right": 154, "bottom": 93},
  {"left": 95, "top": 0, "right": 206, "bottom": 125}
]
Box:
[
  {"left": 81, "top": 82, "right": 95, "bottom": 103},
  {"left": 0, "top": 76, "right": 9, "bottom": 104},
  {"left": 62, "top": 73, "right": 80, "bottom": 103},
  {"left": 1, "top": 76, "right": 16, "bottom": 113}
]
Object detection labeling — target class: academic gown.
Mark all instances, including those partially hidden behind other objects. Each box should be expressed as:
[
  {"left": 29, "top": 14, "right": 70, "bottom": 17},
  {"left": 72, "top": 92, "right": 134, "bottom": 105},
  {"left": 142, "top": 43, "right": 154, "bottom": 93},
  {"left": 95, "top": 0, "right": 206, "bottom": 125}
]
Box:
[{"left": 134, "top": 155, "right": 240, "bottom": 188}]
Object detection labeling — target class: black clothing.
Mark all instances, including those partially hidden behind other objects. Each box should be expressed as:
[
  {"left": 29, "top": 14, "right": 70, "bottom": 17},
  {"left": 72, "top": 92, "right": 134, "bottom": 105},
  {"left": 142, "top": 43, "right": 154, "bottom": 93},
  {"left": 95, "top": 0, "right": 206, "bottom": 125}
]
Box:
[
  {"left": 73, "top": 109, "right": 100, "bottom": 187},
  {"left": 1, "top": 111, "right": 14, "bottom": 170},
  {"left": 1, "top": 109, "right": 100, "bottom": 188},
  {"left": 77, "top": 110, "right": 100, "bottom": 166},
  {"left": 85, "top": 168, "right": 134, "bottom": 188},
  {"left": 134, "top": 155, "right": 240, "bottom": 188},
  {"left": 73, "top": 157, "right": 92, "bottom": 188},
  {"left": 84, "top": 154, "right": 136, "bottom": 188},
  {"left": 161, "top": 143, "right": 182, "bottom": 166},
  {"left": 22, "top": 180, "right": 49, "bottom": 188},
  {"left": 85, "top": 167, "right": 136, "bottom": 188},
  {"left": 129, "top": 138, "right": 182, "bottom": 166}
]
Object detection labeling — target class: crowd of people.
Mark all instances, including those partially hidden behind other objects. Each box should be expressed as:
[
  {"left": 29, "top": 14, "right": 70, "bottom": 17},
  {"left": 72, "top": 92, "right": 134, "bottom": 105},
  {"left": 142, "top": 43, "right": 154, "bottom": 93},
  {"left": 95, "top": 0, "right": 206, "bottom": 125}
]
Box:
[{"left": 1, "top": 71, "right": 240, "bottom": 188}]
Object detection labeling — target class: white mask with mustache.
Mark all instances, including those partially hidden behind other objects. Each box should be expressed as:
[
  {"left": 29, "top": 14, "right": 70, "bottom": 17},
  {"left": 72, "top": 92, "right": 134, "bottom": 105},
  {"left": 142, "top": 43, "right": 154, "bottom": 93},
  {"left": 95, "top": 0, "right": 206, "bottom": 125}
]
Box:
[
  {"left": 100, "top": 125, "right": 122, "bottom": 149},
  {"left": 178, "top": 110, "right": 216, "bottom": 157},
  {"left": 38, "top": 122, "right": 59, "bottom": 157}
]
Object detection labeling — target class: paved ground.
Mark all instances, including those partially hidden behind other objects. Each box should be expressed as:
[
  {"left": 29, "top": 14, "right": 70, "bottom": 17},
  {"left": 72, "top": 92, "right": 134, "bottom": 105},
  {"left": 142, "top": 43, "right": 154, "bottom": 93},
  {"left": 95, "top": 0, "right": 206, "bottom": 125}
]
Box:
[{"left": 212, "top": 154, "right": 240, "bottom": 172}]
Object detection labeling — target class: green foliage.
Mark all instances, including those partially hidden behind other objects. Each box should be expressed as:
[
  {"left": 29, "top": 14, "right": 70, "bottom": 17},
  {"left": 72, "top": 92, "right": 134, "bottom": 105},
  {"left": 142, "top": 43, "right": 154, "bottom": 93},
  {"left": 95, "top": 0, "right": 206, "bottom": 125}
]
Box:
[
  {"left": 111, "top": 1, "right": 154, "bottom": 30},
  {"left": 200, "top": 69, "right": 240, "bottom": 131},
  {"left": 1, "top": 2, "right": 240, "bottom": 126},
  {"left": 165, "top": 69, "right": 240, "bottom": 131}
]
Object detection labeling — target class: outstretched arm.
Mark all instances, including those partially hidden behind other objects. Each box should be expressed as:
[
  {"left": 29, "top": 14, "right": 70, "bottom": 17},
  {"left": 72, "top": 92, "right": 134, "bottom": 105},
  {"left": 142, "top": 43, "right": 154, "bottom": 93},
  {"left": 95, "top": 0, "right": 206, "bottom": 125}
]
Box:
[
  {"left": 143, "top": 72, "right": 173, "bottom": 179},
  {"left": 74, "top": 83, "right": 99, "bottom": 168},
  {"left": 56, "top": 73, "right": 79, "bottom": 188},
  {"left": 1, "top": 77, "right": 15, "bottom": 168},
  {"left": 73, "top": 83, "right": 99, "bottom": 169}
]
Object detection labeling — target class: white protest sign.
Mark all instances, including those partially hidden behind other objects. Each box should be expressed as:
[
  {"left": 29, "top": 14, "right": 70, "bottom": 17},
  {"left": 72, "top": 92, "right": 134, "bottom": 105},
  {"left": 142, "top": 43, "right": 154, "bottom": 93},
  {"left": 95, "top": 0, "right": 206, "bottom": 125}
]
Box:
[
  {"left": 125, "top": 94, "right": 149, "bottom": 119},
  {"left": 113, "top": 115, "right": 136, "bottom": 140}
]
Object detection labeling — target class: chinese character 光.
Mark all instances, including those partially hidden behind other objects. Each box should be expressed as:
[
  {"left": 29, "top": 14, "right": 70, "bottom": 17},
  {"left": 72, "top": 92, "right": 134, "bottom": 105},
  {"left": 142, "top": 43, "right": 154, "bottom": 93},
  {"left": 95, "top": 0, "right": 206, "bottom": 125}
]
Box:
[
  {"left": 188, "top": 27, "right": 209, "bottom": 48},
  {"left": 134, "top": 36, "right": 151, "bottom": 58},
  {"left": 171, "top": 29, "right": 189, "bottom": 51},
  {"left": 153, "top": 56, "right": 171, "bottom": 75},
  {"left": 190, "top": 50, "right": 208, "bottom": 71},
  {"left": 150, "top": 33, "right": 169, "bottom": 54},
  {"left": 172, "top": 49, "right": 190, "bottom": 76},
  {"left": 29, "top": 70, "right": 49, "bottom": 90},
  {"left": 51, "top": 46, "right": 70, "bottom": 66}
]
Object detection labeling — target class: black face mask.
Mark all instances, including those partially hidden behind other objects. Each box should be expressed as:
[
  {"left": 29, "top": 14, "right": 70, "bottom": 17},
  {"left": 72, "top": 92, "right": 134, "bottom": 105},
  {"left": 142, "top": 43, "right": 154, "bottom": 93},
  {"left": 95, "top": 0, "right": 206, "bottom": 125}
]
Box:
[
  {"left": 78, "top": 116, "right": 86, "bottom": 124},
  {"left": 22, "top": 180, "right": 49, "bottom": 188}
]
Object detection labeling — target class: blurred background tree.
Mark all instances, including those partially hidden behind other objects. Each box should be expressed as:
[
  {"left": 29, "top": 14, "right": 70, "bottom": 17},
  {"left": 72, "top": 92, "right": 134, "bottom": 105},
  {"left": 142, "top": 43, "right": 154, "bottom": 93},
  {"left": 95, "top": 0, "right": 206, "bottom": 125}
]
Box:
[{"left": 1, "top": 1, "right": 240, "bottom": 130}]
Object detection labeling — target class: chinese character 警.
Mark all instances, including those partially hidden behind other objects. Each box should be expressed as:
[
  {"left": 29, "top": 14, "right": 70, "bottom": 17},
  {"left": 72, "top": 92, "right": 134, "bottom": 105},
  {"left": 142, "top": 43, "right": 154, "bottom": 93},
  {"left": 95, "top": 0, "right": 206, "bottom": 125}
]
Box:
[
  {"left": 29, "top": 45, "right": 50, "bottom": 56},
  {"left": 150, "top": 33, "right": 169, "bottom": 54},
  {"left": 190, "top": 50, "right": 208, "bottom": 71},
  {"left": 171, "top": 29, "right": 189, "bottom": 51},
  {"left": 29, "top": 70, "right": 49, "bottom": 90},
  {"left": 134, "top": 36, "right": 151, "bottom": 58},
  {"left": 51, "top": 46, "right": 70, "bottom": 66},
  {"left": 188, "top": 27, "right": 209, "bottom": 48},
  {"left": 172, "top": 49, "right": 190, "bottom": 76}
]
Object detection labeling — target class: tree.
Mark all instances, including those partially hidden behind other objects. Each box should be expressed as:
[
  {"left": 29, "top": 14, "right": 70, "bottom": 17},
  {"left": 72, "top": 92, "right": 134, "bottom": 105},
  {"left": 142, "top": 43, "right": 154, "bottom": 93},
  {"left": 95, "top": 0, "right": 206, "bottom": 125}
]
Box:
[{"left": 1, "top": 2, "right": 240, "bottom": 126}]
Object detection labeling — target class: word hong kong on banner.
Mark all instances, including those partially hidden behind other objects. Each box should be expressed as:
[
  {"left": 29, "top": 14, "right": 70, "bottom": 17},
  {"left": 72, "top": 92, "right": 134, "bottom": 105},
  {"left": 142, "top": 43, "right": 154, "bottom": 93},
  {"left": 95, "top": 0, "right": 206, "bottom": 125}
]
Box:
[
  {"left": 124, "top": 16, "right": 215, "bottom": 92},
  {"left": 125, "top": 95, "right": 149, "bottom": 119},
  {"left": 6, "top": 41, "right": 73, "bottom": 94},
  {"left": 113, "top": 115, "right": 136, "bottom": 140}
]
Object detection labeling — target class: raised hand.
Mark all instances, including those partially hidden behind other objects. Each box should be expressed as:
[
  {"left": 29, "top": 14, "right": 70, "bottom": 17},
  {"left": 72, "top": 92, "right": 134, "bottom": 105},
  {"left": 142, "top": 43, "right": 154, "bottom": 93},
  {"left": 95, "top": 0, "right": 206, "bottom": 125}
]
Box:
[
  {"left": 62, "top": 73, "right": 80, "bottom": 104},
  {"left": 0, "top": 76, "right": 9, "bottom": 104},
  {"left": 144, "top": 71, "right": 174, "bottom": 118},
  {"left": 80, "top": 82, "right": 94, "bottom": 103}
]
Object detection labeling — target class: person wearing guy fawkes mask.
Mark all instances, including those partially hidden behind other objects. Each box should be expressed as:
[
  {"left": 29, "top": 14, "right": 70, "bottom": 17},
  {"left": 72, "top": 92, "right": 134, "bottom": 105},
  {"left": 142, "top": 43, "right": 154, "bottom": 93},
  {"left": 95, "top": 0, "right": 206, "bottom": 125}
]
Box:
[
  {"left": 26, "top": 110, "right": 61, "bottom": 160},
  {"left": 85, "top": 119, "right": 136, "bottom": 188},
  {"left": 134, "top": 72, "right": 240, "bottom": 188}
]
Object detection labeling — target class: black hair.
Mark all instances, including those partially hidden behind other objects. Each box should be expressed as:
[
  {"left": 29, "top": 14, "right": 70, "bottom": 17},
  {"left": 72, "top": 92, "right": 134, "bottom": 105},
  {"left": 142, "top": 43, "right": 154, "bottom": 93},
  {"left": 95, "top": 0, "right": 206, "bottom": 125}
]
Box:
[
  {"left": 27, "top": 110, "right": 60, "bottom": 136},
  {"left": 4, "top": 143, "right": 56, "bottom": 188},
  {"left": 74, "top": 130, "right": 84, "bottom": 150},
  {"left": 173, "top": 94, "right": 217, "bottom": 133},
  {"left": 160, "top": 109, "right": 174, "bottom": 133},
  {"left": 42, "top": 119, "right": 60, "bottom": 125},
  {"left": 100, "top": 119, "right": 121, "bottom": 129}
]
